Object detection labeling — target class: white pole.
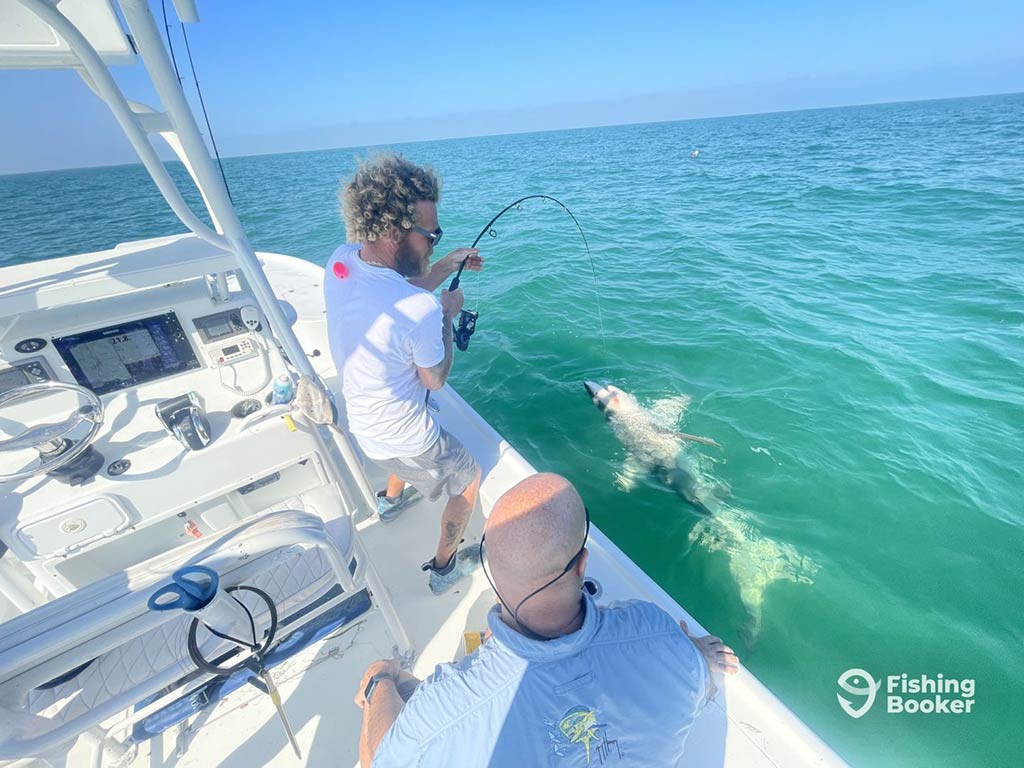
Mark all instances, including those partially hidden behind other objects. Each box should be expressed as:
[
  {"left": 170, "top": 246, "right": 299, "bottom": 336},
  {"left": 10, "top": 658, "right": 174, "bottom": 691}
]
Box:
[
  {"left": 117, "top": 0, "right": 310, "bottom": 376},
  {"left": 115, "top": 0, "right": 377, "bottom": 510}
]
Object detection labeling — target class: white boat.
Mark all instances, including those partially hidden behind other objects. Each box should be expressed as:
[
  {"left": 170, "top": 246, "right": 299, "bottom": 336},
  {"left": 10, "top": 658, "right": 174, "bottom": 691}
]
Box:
[{"left": 0, "top": 2, "right": 848, "bottom": 766}]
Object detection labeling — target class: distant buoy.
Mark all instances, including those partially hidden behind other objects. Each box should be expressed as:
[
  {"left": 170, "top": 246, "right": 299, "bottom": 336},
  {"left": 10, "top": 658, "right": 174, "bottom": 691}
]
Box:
[{"left": 690, "top": 149, "right": 700, "bottom": 158}]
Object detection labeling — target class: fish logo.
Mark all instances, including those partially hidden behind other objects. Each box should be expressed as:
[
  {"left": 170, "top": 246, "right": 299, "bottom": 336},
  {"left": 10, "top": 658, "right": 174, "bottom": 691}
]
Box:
[
  {"left": 837, "top": 668, "right": 881, "bottom": 718},
  {"left": 557, "top": 706, "right": 600, "bottom": 763}
]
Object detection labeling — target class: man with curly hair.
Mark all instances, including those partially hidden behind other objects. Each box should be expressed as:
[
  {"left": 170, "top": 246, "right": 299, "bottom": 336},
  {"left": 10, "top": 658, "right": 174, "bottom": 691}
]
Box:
[{"left": 326, "top": 154, "right": 485, "bottom": 594}]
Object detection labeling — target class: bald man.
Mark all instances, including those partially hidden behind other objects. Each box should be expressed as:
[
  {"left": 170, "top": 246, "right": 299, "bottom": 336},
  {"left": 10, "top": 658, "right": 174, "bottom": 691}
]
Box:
[{"left": 355, "top": 473, "right": 738, "bottom": 767}]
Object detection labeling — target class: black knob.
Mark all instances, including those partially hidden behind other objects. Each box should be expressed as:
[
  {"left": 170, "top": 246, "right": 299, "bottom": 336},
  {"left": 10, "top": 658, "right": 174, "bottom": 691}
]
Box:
[{"left": 106, "top": 459, "right": 131, "bottom": 477}]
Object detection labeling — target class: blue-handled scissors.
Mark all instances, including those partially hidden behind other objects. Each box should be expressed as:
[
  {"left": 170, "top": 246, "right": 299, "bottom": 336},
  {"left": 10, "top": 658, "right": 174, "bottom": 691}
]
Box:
[{"left": 148, "top": 565, "right": 219, "bottom": 612}]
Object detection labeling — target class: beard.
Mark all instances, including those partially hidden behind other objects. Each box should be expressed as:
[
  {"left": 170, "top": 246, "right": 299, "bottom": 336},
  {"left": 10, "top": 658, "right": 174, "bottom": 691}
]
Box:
[{"left": 394, "top": 239, "right": 428, "bottom": 278}]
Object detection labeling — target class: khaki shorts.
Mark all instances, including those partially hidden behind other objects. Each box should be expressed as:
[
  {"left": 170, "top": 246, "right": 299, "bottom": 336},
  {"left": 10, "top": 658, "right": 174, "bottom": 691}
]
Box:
[{"left": 375, "top": 428, "right": 479, "bottom": 501}]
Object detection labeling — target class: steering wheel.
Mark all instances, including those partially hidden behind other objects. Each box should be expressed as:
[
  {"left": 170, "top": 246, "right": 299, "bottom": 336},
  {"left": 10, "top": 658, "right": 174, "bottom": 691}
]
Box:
[{"left": 0, "top": 381, "right": 104, "bottom": 483}]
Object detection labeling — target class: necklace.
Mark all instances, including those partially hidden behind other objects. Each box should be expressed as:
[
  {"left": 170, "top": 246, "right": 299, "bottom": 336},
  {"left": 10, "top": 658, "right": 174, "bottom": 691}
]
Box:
[{"left": 358, "top": 250, "right": 391, "bottom": 269}]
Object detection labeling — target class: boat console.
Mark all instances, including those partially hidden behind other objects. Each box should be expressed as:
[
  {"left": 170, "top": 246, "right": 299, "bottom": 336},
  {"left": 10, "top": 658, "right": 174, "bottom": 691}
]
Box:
[
  {"left": 0, "top": 236, "right": 341, "bottom": 599},
  {"left": 0, "top": 235, "right": 412, "bottom": 764}
]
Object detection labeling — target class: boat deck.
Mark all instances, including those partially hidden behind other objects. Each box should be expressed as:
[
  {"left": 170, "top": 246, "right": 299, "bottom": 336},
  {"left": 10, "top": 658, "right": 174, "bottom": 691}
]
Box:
[
  {"left": 129, "top": 253, "right": 842, "bottom": 768},
  {"left": 3, "top": 247, "right": 845, "bottom": 768}
]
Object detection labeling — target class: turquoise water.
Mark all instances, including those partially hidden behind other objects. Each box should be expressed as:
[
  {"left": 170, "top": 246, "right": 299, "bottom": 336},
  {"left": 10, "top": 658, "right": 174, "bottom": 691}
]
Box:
[{"left": 2, "top": 94, "right": 1022, "bottom": 767}]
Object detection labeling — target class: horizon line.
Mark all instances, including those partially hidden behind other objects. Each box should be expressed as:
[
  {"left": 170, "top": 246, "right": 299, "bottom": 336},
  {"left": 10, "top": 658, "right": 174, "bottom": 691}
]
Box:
[{"left": 3, "top": 89, "right": 1021, "bottom": 178}]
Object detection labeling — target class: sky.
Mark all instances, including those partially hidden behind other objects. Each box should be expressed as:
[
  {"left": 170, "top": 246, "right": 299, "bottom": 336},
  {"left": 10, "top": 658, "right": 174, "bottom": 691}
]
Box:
[{"left": 1, "top": 0, "right": 1023, "bottom": 174}]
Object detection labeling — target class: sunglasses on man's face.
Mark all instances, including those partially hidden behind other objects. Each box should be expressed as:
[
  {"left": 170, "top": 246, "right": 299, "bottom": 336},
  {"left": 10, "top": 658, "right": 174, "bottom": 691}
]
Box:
[{"left": 410, "top": 226, "right": 443, "bottom": 247}]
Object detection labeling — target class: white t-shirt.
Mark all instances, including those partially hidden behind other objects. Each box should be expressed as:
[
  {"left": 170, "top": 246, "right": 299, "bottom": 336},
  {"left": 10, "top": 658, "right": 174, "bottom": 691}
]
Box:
[{"left": 324, "top": 243, "right": 444, "bottom": 460}]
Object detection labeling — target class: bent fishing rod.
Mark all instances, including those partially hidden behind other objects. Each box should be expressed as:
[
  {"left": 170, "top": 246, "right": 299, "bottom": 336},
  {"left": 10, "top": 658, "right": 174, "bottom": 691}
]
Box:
[{"left": 447, "top": 194, "right": 605, "bottom": 351}]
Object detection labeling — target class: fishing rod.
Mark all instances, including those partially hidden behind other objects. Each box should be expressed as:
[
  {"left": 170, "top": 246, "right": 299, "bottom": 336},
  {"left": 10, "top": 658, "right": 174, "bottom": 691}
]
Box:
[{"left": 447, "top": 195, "right": 606, "bottom": 352}]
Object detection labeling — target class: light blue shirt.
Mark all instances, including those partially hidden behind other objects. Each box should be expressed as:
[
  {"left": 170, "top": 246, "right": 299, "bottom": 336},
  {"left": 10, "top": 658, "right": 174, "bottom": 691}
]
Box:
[{"left": 374, "top": 594, "right": 709, "bottom": 767}]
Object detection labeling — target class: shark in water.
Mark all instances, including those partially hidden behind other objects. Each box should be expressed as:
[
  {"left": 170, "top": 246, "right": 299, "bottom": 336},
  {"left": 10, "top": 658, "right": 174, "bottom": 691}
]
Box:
[{"left": 583, "top": 381, "right": 819, "bottom": 645}]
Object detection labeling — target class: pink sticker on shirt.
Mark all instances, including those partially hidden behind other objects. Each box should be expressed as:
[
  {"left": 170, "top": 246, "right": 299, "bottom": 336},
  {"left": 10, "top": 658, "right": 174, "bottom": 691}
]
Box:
[{"left": 332, "top": 261, "right": 349, "bottom": 279}]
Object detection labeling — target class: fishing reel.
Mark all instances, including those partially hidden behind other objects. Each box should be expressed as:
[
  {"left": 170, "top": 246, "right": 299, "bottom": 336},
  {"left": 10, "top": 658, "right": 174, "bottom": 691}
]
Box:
[{"left": 453, "top": 309, "right": 478, "bottom": 352}]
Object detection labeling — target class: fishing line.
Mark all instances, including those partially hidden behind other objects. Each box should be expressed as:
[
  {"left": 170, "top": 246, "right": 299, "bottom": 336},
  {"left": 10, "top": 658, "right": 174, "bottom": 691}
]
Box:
[
  {"left": 448, "top": 195, "right": 608, "bottom": 364},
  {"left": 161, "top": 0, "right": 233, "bottom": 202}
]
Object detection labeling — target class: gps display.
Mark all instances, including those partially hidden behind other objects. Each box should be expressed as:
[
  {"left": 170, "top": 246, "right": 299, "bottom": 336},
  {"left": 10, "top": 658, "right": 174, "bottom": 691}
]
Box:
[{"left": 54, "top": 313, "right": 200, "bottom": 395}]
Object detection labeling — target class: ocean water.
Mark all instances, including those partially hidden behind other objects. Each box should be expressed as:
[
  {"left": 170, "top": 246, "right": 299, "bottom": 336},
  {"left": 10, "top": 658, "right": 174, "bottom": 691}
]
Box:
[{"left": 1, "top": 93, "right": 1022, "bottom": 767}]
